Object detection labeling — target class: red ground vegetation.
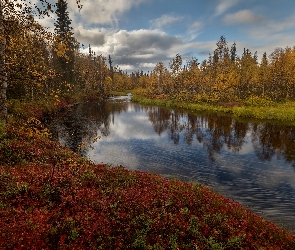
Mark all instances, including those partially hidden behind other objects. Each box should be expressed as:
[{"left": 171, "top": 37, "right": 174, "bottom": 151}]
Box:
[{"left": 0, "top": 101, "right": 294, "bottom": 249}]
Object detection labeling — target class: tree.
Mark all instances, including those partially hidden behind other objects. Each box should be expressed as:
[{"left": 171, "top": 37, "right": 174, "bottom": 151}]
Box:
[
  {"left": 237, "top": 48, "right": 259, "bottom": 100},
  {"left": 230, "top": 42, "right": 237, "bottom": 63},
  {"left": 258, "top": 52, "right": 269, "bottom": 96},
  {"left": 54, "top": 0, "right": 76, "bottom": 85},
  {"left": 0, "top": 0, "right": 82, "bottom": 123},
  {"left": 6, "top": 19, "right": 55, "bottom": 100},
  {"left": 108, "top": 55, "right": 114, "bottom": 80},
  {"left": 0, "top": 1, "right": 48, "bottom": 122},
  {"left": 169, "top": 54, "right": 183, "bottom": 94},
  {"left": 0, "top": 1, "right": 7, "bottom": 122}
]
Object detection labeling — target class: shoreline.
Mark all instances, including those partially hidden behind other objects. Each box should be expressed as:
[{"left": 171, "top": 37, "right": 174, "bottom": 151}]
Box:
[{"left": 131, "top": 94, "right": 295, "bottom": 125}]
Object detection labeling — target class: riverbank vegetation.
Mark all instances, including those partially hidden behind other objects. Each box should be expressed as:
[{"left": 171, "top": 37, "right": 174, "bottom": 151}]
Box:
[
  {"left": 111, "top": 36, "right": 295, "bottom": 122},
  {"left": 131, "top": 94, "right": 295, "bottom": 124},
  {"left": 1, "top": 104, "right": 295, "bottom": 249}
]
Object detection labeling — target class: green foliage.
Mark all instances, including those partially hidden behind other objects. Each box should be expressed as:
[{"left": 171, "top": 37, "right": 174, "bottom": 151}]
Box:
[
  {"left": 244, "top": 95, "right": 275, "bottom": 107},
  {"left": 133, "top": 94, "right": 295, "bottom": 123}
]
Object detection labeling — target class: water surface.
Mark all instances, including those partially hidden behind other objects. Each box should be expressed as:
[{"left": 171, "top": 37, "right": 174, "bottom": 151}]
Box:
[{"left": 48, "top": 96, "right": 295, "bottom": 233}]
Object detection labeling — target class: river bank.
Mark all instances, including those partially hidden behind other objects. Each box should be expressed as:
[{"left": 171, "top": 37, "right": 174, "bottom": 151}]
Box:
[
  {"left": 131, "top": 94, "right": 295, "bottom": 125},
  {"left": 1, "top": 98, "right": 295, "bottom": 249}
]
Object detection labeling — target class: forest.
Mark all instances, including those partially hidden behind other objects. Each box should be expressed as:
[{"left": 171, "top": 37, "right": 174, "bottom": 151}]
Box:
[
  {"left": 117, "top": 38, "right": 295, "bottom": 107},
  {"left": 2, "top": 0, "right": 295, "bottom": 125}
]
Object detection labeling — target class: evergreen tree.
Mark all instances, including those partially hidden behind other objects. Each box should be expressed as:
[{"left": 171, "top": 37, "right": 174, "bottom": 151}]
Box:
[
  {"left": 230, "top": 42, "right": 237, "bottom": 63},
  {"left": 54, "top": 0, "right": 75, "bottom": 84},
  {"left": 108, "top": 55, "right": 114, "bottom": 80}
]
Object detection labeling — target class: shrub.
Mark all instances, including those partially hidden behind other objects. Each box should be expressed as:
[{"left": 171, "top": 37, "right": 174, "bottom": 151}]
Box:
[{"left": 244, "top": 95, "right": 275, "bottom": 107}]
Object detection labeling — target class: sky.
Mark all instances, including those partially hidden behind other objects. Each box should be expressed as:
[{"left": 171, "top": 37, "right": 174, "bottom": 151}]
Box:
[{"left": 38, "top": 0, "right": 295, "bottom": 73}]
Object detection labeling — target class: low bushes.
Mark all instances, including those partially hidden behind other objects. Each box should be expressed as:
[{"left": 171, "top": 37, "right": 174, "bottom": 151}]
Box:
[{"left": 0, "top": 100, "right": 294, "bottom": 249}]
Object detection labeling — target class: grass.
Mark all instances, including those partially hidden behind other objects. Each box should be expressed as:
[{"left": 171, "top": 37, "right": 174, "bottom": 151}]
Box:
[
  {"left": 131, "top": 95, "right": 295, "bottom": 125},
  {"left": 0, "top": 98, "right": 295, "bottom": 249}
]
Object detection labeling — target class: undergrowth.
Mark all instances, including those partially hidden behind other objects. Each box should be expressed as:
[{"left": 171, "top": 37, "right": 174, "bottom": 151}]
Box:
[{"left": 0, "top": 98, "right": 294, "bottom": 249}]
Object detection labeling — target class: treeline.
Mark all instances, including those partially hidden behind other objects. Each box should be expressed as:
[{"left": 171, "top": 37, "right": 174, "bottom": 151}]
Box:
[
  {"left": 113, "top": 36, "right": 295, "bottom": 105},
  {"left": 4, "top": 1, "right": 295, "bottom": 109}
]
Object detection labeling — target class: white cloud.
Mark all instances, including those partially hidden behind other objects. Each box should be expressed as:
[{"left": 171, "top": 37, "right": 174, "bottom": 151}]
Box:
[
  {"left": 140, "top": 62, "right": 156, "bottom": 68},
  {"left": 214, "top": 0, "right": 240, "bottom": 16},
  {"left": 223, "top": 10, "right": 264, "bottom": 25},
  {"left": 190, "top": 21, "right": 203, "bottom": 30},
  {"left": 187, "top": 20, "right": 204, "bottom": 41},
  {"left": 67, "top": 0, "right": 149, "bottom": 26},
  {"left": 150, "top": 14, "right": 184, "bottom": 29},
  {"left": 118, "top": 64, "right": 135, "bottom": 71}
]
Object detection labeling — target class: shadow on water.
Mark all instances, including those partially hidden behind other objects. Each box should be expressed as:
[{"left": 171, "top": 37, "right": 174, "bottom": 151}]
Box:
[{"left": 47, "top": 96, "right": 295, "bottom": 234}]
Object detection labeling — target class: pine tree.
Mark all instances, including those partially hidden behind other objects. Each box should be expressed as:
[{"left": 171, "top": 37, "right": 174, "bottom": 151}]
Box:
[
  {"left": 54, "top": 0, "right": 76, "bottom": 84},
  {"left": 108, "top": 55, "right": 114, "bottom": 80},
  {"left": 230, "top": 42, "right": 237, "bottom": 63}
]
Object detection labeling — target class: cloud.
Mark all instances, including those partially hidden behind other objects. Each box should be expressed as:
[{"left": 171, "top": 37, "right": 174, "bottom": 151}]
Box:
[
  {"left": 267, "top": 12, "right": 295, "bottom": 32},
  {"left": 76, "top": 28, "right": 183, "bottom": 72},
  {"left": 223, "top": 10, "right": 264, "bottom": 25},
  {"left": 140, "top": 62, "right": 156, "bottom": 68},
  {"left": 214, "top": 0, "right": 240, "bottom": 16},
  {"left": 187, "top": 20, "right": 204, "bottom": 41},
  {"left": 234, "top": 11, "right": 295, "bottom": 57},
  {"left": 67, "top": 0, "right": 149, "bottom": 26},
  {"left": 74, "top": 25, "right": 106, "bottom": 46},
  {"left": 190, "top": 21, "right": 203, "bottom": 30},
  {"left": 150, "top": 14, "right": 184, "bottom": 29}
]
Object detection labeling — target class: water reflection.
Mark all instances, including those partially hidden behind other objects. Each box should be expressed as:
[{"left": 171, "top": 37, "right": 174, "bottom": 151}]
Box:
[{"left": 48, "top": 97, "right": 295, "bottom": 233}]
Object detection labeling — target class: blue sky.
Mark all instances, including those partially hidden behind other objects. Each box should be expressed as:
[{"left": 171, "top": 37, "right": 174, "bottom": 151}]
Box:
[{"left": 40, "top": 0, "right": 295, "bottom": 72}]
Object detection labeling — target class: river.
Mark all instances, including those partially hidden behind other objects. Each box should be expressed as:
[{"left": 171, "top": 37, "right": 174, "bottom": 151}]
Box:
[{"left": 47, "top": 95, "right": 295, "bottom": 234}]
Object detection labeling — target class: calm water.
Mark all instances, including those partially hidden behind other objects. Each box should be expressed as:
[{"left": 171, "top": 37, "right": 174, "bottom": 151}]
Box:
[{"left": 47, "top": 96, "right": 295, "bottom": 233}]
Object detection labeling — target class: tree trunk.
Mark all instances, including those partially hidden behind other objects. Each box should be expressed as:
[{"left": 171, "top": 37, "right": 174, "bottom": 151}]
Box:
[{"left": 0, "top": 1, "right": 7, "bottom": 123}]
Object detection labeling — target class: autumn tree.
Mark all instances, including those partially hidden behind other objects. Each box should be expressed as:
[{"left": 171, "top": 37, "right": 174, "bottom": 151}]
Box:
[
  {"left": 6, "top": 20, "right": 54, "bottom": 100},
  {"left": 169, "top": 54, "right": 183, "bottom": 94},
  {"left": 0, "top": 0, "right": 83, "bottom": 123},
  {"left": 150, "top": 62, "right": 170, "bottom": 95},
  {"left": 0, "top": 0, "right": 53, "bottom": 122},
  {"left": 237, "top": 48, "right": 258, "bottom": 100},
  {"left": 212, "top": 36, "right": 239, "bottom": 101},
  {"left": 181, "top": 58, "right": 201, "bottom": 99},
  {"left": 74, "top": 46, "right": 111, "bottom": 97}
]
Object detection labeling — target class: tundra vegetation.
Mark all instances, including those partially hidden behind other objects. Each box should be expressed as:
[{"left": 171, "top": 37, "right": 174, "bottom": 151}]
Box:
[
  {"left": 1, "top": 104, "right": 295, "bottom": 248},
  {"left": 1, "top": 0, "right": 295, "bottom": 248}
]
